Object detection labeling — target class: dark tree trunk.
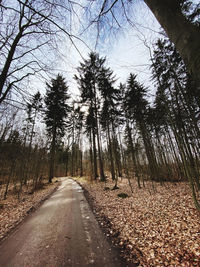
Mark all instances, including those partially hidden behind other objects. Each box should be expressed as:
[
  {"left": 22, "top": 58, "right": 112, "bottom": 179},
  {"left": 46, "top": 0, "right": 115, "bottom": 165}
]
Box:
[
  {"left": 89, "top": 131, "right": 94, "bottom": 179},
  {"left": 107, "top": 123, "right": 115, "bottom": 180},
  {"left": 49, "top": 127, "right": 56, "bottom": 183},
  {"left": 92, "top": 128, "right": 98, "bottom": 179},
  {"left": 144, "top": 0, "right": 200, "bottom": 88},
  {"left": 0, "top": 31, "right": 23, "bottom": 104},
  {"left": 65, "top": 149, "right": 69, "bottom": 176},
  {"left": 94, "top": 93, "right": 105, "bottom": 181},
  {"left": 71, "top": 144, "right": 75, "bottom": 177},
  {"left": 80, "top": 150, "right": 83, "bottom": 177},
  {"left": 111, "top": 124, "right": 122, "bottom": 178},
  {"left": 96, "top": 121, "right": 105, "bottom": 181},
  {"left": 126, "top": 122, "right": 141, "bottom": 188}
]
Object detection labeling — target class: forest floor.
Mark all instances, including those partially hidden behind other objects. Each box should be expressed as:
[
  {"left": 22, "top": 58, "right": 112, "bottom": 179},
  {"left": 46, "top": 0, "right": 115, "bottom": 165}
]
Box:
[
  {"left": 0, "top": 178, "right": 59, "bottom": 242},
  {"left": 0, "top": 176, "right": 199, "bottom": 266},
  {"left": 74, "top": 177, "right": 200, "bottom": 266}
]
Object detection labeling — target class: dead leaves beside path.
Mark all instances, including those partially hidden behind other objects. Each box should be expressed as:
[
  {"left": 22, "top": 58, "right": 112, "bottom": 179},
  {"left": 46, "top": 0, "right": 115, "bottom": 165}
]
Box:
[
  {"left": 0, "top": 180, "right": 58, "bottom": 241},
  {"left": 77, "top": 177, "right": 200, "bottom": 266}
]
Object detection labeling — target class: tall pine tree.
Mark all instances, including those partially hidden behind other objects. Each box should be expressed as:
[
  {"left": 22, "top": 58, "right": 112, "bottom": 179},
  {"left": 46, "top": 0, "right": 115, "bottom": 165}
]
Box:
[
  {"left": 75, "top": 52, "right": 106, "bottom": 181},
  {"left": 44, "top": 74, "right": 71, "bottom": 183}
]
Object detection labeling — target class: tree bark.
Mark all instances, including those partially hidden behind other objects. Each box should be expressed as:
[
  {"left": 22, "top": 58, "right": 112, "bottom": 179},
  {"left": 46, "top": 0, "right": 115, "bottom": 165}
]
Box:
[
  {"left": 92, "top": 128, "right": 98, "bottom": 179},
  {"left": 107, "top": 123, "right": 115, "bottom": 180},
  {"left": 65, "top": 149, "right": 69, "bottom": 176},
  {"left": 144, "top": 0, "right": 200, "bottom": 88},
  {"left": 94, "top": 91, "right": 105, "bottom": 181},
  {"left": 126, "top": 122, "right": 141, "bottom": 188},
  {"left": 111, "top": 124, "right": 122, "bottom": 178},
  {"left": 49, "top": 127, "right": 56, "bottom": 183},
  {"left": 0, "top": 31, "right": 23, "bottom": 103},
  {"left": 96, "top": 120, "right": 106, "bottom": 181}
]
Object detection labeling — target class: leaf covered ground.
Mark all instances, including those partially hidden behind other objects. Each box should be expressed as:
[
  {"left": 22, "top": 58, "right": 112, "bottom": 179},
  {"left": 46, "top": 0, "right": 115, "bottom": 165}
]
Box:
[
  {"left": 0, "top": 179, "right": 58, "bottom": 242},
  {"left": 77, "top": 177, "right": 200, "bottom": 266}
]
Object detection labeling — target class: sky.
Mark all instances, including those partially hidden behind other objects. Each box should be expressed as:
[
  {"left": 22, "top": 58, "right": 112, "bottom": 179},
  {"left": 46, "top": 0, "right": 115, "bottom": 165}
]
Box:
[
  {"left": 2, "top": 0, "right": 198, "bottom": 145},
  {"left": 2, "top": 0, "right": 199, "bottom": 112},
  {"left": 30, "top": 0, "right": 162, "bottom": 103},
  {"left": 26, "top": 0, "right": 199, "bottom": 104}
]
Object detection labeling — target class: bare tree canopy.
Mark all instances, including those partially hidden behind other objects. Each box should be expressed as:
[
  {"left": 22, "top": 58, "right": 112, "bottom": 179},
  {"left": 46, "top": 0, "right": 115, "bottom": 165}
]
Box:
[
  {"left": 1, "top": 0, "right": 199, "bottom": 107},
  {"left": 82, "top": 0, "right": 200, "bottom": 89},
  {"left": 0, "top": 0, "right": 86, "bottom": 106}
]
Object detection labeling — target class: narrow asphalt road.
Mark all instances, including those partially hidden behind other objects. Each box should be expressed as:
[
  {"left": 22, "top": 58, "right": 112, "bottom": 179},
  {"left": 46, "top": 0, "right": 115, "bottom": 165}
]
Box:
[{"left": 0, "top": 178, "right": 126, "bottom": 267}]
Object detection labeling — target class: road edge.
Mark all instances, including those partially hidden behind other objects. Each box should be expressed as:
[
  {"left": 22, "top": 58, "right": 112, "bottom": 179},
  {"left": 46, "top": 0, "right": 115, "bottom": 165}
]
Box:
[
  {"left": 0, "top": 181, "right": 60, "bottom": 244},
  {"left": 74, "top": 179, "right": 140, "bottom": 267}
]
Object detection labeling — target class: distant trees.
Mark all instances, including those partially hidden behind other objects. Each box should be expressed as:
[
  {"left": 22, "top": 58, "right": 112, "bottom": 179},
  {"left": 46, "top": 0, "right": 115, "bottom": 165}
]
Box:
[
  {"left": 22, "top": 92, "right": 43, "bottom": 185},
  {"left": 0, "top": 111, "right": 49, "bottom": 200},
  {"left": 44, "top": 74, "right": 71, "bottom": 183},
  {"left": 27, "top": 92, "right": 43, "bottom": 150}
]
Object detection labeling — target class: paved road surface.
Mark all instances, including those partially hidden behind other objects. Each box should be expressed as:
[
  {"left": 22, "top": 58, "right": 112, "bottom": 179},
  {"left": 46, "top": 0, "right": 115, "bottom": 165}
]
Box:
[{"left": 0, "top": 178, "right": 125, "bottom": 267}]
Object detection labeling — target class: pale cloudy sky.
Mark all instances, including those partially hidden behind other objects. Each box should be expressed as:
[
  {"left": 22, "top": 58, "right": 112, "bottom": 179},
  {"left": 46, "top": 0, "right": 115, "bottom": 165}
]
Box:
[
  {"left": 30, "top": 0, "right": 195, "bottom": 103},
  {"left": 20, "top": 0, "right": 198, "bottom": 141},
  {"left": 55, "top": 0, "right": 162, "bottom": 101},
  {"left": 15, "top": 0, "right": 200, "bottom": 107}
]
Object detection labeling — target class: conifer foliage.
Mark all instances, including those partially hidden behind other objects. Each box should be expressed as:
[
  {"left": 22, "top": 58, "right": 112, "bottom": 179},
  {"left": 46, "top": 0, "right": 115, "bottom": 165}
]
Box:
[
  {"left": 44, "top": 74, "right": 71, "bottom": 183},
  {"left": 75, "top": 52, "right": 107, "bottom": 181}
]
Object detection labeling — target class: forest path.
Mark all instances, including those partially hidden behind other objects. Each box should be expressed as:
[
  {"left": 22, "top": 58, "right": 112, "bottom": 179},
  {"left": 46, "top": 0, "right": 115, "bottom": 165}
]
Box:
[{"left": 0, "top": 178, "right": 125, "bottom": 267}]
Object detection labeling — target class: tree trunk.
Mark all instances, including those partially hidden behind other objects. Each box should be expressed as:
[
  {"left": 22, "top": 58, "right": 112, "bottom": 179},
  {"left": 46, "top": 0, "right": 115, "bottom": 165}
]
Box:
[
  {"left": 94, "top": 99, "right": 105, "bottom": 181},
  {"left": 89, "top": 131, "right": 94, "bottom": 179},
  {"left": 117, "top": 127, "right": 126, "bottom": 177},
  {"left": 65, "top": 149, "right": 69, "bottom": 176},
  {"left": 4, "top": 161, "right": 15, "bottom": 200},
  {"left": 139, "top": 121, "right": 160, "bottom": 183},
  {"left": 107, "top": 123, "right": 115, "bottom": 180},
  {"left": 49, "top": 127, "right": 56, "bottom": 183},
  {"left": 127, "top": 122, "right": 141, "bottom": 188},
  {"left": 144, "top": 0, "right": 200, "bottom": 88},
  {"left": 0, "top": 31, "right": 23, "bottom": 104},
  {"left": 71, "top": 144, "right": 75, "bottom": 177},
  {"left": 96, "top": 120, "right": 106, "bottom": 181},
  {"left": 80, "top": 150, "right": 83, "bottom": 177},
  {"left": 111, "top": 124, "right": 122, "bottom": 178},
  {"left": 92, "top": 128, "right": 98, "bottom": 179}
]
